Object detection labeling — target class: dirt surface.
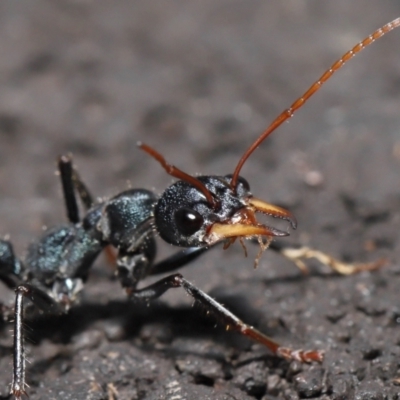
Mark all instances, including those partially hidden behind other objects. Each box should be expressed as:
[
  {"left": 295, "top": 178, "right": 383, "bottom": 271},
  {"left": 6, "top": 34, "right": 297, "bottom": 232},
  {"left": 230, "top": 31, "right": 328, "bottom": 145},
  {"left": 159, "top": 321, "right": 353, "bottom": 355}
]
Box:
[{"left": 0, "top": 1, "right": 400, "bottom": 399}]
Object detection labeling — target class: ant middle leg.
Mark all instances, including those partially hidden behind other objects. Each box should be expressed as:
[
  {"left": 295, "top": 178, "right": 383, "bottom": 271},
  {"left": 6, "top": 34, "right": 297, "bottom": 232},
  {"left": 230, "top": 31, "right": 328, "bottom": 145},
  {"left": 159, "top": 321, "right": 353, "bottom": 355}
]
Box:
[{"left": 127, "top": 273, "right": 324, "bottom": 363}]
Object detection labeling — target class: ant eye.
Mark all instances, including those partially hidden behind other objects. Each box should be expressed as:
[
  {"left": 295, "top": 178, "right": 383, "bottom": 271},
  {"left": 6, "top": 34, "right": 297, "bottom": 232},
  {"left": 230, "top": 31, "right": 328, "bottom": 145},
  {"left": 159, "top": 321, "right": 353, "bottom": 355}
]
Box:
[
  {"left": 237, "top": 176, "right": 250, "bottom": 191},
  {"left": 174, "top": 208, "right": 204, "bottom": 236},
  {"left": 225, "top": 174, "right": 250, "bottom": 191}
]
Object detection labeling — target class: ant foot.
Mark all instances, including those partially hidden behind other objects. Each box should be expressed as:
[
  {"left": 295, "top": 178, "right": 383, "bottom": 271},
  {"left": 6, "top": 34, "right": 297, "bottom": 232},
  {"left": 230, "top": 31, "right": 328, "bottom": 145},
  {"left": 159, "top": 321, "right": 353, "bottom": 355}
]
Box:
[{"left": 277, "top": 346, "right": 324, "bottom": 363}]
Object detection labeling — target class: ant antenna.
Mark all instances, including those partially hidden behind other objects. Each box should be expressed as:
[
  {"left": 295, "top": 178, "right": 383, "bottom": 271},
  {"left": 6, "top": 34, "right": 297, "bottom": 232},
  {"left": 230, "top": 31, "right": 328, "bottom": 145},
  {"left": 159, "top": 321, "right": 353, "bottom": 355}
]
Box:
[
  {"left": 230, "top": 18, "right": 400, "bottom": 191},
  {"left": 138, "top": 142, "right": 217, "bottom": 207}
]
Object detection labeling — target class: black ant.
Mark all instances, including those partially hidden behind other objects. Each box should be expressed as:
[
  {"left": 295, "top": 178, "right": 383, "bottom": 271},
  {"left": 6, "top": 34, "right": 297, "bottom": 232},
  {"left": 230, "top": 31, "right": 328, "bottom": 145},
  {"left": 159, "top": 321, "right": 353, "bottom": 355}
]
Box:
[{"left": 1, "top": 18, "right": 399, "bottom": 399}]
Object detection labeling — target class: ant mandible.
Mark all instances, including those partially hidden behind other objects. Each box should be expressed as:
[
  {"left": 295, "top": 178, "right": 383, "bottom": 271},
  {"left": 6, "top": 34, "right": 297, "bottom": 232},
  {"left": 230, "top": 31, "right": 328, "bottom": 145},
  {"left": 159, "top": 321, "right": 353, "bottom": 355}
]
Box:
[{"left": 1, "top": 18, "right": 399, "bottom": 399}]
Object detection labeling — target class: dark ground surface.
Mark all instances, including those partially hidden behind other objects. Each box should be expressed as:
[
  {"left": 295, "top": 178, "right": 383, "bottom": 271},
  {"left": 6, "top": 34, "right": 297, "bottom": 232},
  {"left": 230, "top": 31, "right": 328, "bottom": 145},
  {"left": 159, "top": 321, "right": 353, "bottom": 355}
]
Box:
[{"left": 0, "top": 2, "right": 400, "bottom": 399}]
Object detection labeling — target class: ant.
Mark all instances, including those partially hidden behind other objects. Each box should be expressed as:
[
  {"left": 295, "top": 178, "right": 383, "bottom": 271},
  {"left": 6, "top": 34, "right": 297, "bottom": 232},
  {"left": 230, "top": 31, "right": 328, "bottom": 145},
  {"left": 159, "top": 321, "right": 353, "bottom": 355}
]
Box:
[{"left": 0, "top": 18, "right": 399, "bottom": 399}]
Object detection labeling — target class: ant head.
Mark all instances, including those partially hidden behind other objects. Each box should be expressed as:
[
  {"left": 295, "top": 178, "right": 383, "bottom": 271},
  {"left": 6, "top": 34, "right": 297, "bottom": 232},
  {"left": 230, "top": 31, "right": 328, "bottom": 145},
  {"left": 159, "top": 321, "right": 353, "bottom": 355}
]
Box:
[{"left": 139, "top": 143, "right": 296, "bottom": 248}]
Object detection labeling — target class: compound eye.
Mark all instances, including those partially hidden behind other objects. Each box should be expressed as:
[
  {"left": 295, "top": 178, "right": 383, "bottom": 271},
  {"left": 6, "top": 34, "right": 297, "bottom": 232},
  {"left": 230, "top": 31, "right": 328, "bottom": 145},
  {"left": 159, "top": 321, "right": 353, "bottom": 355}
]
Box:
[
  {"left": 237, "top": 176, "right": 250, "bottom": 191},
  {"left": 225, "top": 174, "right": 250, "bottom": 191},
  {"left": 174, "top": 208, "right": 204, "bottom": 236}
]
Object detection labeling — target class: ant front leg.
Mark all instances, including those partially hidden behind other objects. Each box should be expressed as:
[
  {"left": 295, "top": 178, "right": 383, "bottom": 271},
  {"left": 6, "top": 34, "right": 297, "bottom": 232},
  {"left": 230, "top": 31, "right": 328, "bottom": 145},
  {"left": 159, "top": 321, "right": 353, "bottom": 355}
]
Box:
[
  {"left": 269, "top": 240, "right": 386, "bottom": 275},
  {"left": 127, "top": 274, "right": 324, "bottom": 363},
  {"left": 150, "top": 239, "right": 384, "bottom": 278},
  {"left": 11, "top": 284, "right": 62, "bottom": 399},
  {"left": 149, "top": 246, "right": 210, "bottom": 276}
]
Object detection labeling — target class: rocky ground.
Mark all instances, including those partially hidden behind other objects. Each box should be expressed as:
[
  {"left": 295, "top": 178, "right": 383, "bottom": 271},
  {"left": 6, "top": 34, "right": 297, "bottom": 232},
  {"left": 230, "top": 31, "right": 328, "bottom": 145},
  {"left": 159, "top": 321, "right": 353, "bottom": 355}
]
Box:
[{"left": 0, "top": 1, "right": 400, "bottom": 399}]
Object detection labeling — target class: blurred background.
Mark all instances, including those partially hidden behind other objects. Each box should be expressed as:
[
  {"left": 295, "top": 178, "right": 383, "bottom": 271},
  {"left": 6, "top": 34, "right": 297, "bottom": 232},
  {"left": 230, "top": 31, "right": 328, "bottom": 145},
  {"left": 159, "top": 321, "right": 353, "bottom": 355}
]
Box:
[{"left": 0, "top": 1, "right": 400, "bottom": 398}]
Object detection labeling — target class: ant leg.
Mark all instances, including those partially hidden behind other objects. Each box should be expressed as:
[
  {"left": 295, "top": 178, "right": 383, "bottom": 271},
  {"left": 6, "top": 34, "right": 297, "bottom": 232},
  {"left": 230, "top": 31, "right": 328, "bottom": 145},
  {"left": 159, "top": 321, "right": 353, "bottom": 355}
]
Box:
[
  {"left": 117, "top": 251, "right": 153, "bottom": 293},
  {"left": 129, "top": 273, "right": 324, "bottom": 363},
  {"left": 58, "top": 155, "right": 118, "bottom": 273},
  {"left": 58, "top": 155, "right": 94, "bottom": 224},
  {"left": 269, "top": 240, "right": 385, "bottom": 275},
  {"left": 70, "top": 166, "right": 94, "bottom": 210},
  {"left": 58, "top": 155, "right": 81, "bottom": 223},
  {"left": 11, "top": 284, "right": 62, "bottom": 399},
  {"left": 149, "top": 238, "right": 383, "bottom": 278},
  {"left": 149, "top": 246, "right": 210, "bottom": 276}
]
